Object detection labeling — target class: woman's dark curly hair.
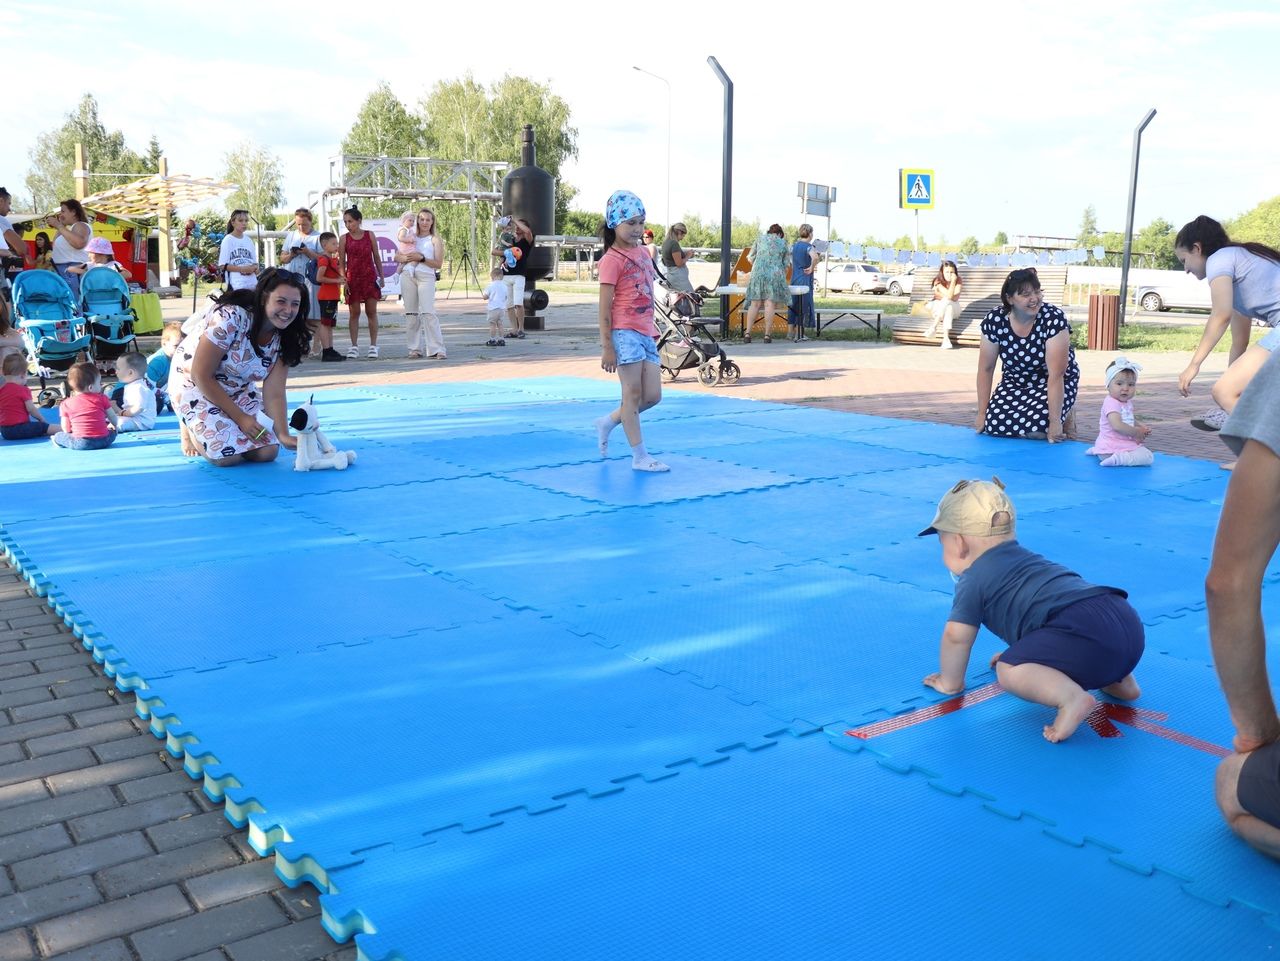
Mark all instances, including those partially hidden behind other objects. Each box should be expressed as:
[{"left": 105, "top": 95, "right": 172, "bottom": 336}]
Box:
[{"left": 210, "top": 268, "right": 311, "bottom": 366}]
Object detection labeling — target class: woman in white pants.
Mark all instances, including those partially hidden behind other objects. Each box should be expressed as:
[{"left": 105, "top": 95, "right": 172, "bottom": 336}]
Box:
[
  {"left": 926, "top": 260, "right": 963, "bottom": 349},
  {"left": 398, "top": 208, "right": 446, "bottom": 359}
]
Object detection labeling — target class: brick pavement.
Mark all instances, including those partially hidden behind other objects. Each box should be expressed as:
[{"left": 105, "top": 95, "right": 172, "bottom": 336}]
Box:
[{"left": 0, "top": 289, "right": 1234, "bottom": 960}]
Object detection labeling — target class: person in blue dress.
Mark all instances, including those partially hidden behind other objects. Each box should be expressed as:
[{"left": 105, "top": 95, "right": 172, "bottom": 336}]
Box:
[{"left": 788, "top": 224, "right": 817, "bottom": 342}]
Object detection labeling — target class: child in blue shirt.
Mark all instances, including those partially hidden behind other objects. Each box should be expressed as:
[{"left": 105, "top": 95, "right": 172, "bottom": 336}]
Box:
[
  {"left": 919, "top": 477, "right": 1144, "bottom": 743},
  {"left": 146, "top": 322, "right": 182, "bottom": 412}
]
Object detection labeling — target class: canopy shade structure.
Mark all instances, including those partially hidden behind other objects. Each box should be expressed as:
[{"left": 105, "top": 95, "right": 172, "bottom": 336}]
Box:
[{"left": 79, "top": 173, "right": 238, "bottom": 218}]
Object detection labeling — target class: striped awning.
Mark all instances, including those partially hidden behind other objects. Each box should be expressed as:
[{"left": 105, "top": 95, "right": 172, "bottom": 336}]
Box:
[{"left": 80, "top": 173, "right": 238, "bottom": 217}]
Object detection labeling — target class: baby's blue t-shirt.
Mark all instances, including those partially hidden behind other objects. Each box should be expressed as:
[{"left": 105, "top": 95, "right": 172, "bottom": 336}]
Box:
[
  {"left": 949, "top": 540, "right": 1122, "bottom": 643},
  {"left": 1205, "top": 246, "right": 1280, "bottom": 326}
]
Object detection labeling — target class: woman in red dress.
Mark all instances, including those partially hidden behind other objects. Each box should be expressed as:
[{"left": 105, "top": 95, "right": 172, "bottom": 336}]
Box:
[{"left": 338, "top": 206, "right": 384, "bottom": 359}]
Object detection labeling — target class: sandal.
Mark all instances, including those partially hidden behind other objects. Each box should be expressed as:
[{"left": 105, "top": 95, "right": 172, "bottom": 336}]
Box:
[
  {"left": 764, "top": 336, "right": 772, "bottom": 344},
  {"left": 743, "top": 334, "right": 752, "bottom": 344}
]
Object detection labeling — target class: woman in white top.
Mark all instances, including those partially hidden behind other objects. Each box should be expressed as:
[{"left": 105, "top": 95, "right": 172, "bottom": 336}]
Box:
[
  {"left": 218, "top": 210, "right": 260, "bottom": 292},
  {"left": 395, "top": 208, "right": 446, "bottom": 359},
  {"left": 46, "top": 198, "right": 92, "bottom": 299},
  {"left": 1175, "top": 215, "right": 1280, "bottom": 433}
]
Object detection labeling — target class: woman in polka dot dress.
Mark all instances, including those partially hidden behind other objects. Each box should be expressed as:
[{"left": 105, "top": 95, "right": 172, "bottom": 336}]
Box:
[{"left": 975, "top": 268, "right": 1080, "bottom": 442}]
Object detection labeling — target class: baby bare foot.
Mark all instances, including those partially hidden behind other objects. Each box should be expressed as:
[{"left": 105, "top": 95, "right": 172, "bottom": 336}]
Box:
[
  {"left": 1043, "top": 691, "right": 1097, "bottom": 743},
  {"left": 1101, "top": 674, "right": 1141, "bottom": 701},
  {"left": 179, "top": 423, "right": 200, "bottom": 458}
]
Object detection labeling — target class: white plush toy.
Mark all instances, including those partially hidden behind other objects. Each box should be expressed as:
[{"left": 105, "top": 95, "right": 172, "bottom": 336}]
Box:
[{"left": 288, "top": 396, "right": 357, "bottom": 471}]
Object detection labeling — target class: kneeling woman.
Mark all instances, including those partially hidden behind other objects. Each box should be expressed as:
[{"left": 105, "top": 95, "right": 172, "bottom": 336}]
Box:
[
  {"left": 171, "top": 269, "right": 310, "bottom": 466},
  {"left": 975, "top": 267, "right": 1080, "bottom": 442}
]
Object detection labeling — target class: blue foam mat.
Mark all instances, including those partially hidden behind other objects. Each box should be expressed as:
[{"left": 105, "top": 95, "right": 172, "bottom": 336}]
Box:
[
  {"left": 317, "top": 729, "right": 1279, "bottom": 961},
  {"left": 3, "top": 377, "right": 1274, "bottom": 961},
  {"left": 141, "top": 616, "right": 797, "bottom": 868}
]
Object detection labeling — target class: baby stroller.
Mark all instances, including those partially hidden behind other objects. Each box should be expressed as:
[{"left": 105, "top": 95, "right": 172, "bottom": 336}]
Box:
[
  {"left": 79, "top": 266, "right": 138, "bottom": 370},
  {"left": 13, "top": 270, "right": 90, "bottom": 395},
  {"left": 655, "top": 283, "right": 740, "bottom": 387}
]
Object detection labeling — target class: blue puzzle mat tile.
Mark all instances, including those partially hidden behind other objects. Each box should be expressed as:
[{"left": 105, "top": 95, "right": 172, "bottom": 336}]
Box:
[
  {"left": 312, "top": 728, "right": 1279, "bottom": 961},
  {"left": 699, "top": 404, "right": 903, "bottom": 437},
  {"left": 3, "top": 499, "right": 349, "bottom": 581},
  {"left": 693, "top": 435, "right": 958, "bottom": 481},
  {"left": 1033, "top": 489, "right": 1221, "bottom": 559},
  {"left": 392, "top": 511, "right": 786, "bottom": 611},
  {"left": 617, "top": 390, "right": 792, "bottom": 421},
  {"left": 852, "top": 648, "right": 1280, "bottom": 918},
  {"left": 210, "top": 448, "right": 469, "bottom": 494},
  {"left": 0, "top": 465, "right": 243, "bottom": 524},
  {"left": 557, "top": 562, "right": 953, "bottom": 726},
  {"left": 639, "top": 483, "right": 937, "bottom": 563},
  {"left": 427, "top": 428, "right": 609, "bottom": 472},
  {"left": 838, "top": 460, "right": 1113, "bottom": 515},
  {"left": 501, "top": 454, "right": 796, "bottom": 506},
  {"left": 144, "top": 618, "right": 793, "bottom": 865},
  {"left": 296, "top": 475, "right": 610, "bottom": 542},
  {"left": 53, "top": 544, "right": 508, "bottom": 686}
]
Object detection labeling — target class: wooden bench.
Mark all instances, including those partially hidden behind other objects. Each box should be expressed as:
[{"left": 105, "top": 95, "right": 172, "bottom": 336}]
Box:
[
  {"left": 894, "top": 266, "right": 1068, "bottom": 347},
  {"left": 815, "top": 309, "right": 883, "bottom": 340}
]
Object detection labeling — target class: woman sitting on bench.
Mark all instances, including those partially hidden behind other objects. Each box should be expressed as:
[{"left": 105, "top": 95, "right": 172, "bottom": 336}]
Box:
[{"left": 925, "top": 260, "right": 963, "bottom": 349}]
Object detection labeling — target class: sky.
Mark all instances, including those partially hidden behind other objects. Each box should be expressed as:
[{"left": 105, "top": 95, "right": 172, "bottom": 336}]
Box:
[{"left": 4, "top": 0, "right": 1280, "bottom": 247}]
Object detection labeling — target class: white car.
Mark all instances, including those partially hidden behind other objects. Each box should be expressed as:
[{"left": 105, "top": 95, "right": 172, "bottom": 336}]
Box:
[
  {"left": 887, "top": 266, "right": 916, "bottom": 297},
  {"left": 1136, "top": 277, "right": 1212, "bottom": 312},
  {"left": 823, "top": 262, "right": 889, "bottom": 294}
]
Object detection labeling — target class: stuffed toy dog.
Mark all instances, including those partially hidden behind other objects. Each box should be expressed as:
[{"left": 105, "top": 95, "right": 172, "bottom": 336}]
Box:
[{"left": 288, "top": 396, "right": 356, "bottom": 471}]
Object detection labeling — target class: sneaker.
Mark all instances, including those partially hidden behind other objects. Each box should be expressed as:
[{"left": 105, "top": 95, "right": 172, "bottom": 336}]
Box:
[
  {"left": 345, "top": 345, "right": 359, "bottom": 359},
  {"left": 367, "top": 345, "right": 380, "bottom": 359},
  {"left": 486, "top": 339, "right": 497, "bottom": 347},
  {"left": 497, "top": 338, "right": 506, "bottom": 346},
  {"left": 1191, "top": 407, "right": 1228, "bottom": 432},
  {"left": 321, "top": 348, "right": 346, "bottom": 363},
  {"left": 939, "top": 339, "right": 954, "bottom": 349}
]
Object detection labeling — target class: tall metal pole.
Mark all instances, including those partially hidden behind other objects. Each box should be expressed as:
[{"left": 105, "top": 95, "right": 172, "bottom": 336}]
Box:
[
  {"left": 707, "top": 56, "right": 733, "bottom": 293},
  {"left": 632, "top": 66, "right": 671, "bottom": 229},
  {"left": 1118, "top": 108, "right": 1157, "bottom": 325}
]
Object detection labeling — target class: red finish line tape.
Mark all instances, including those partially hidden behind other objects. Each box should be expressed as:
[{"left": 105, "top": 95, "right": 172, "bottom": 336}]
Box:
[{"left": 845, "top": 683, "right": 1005, "bottom": 739}]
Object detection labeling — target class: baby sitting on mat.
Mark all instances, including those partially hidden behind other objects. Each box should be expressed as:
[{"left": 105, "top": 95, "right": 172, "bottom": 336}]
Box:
[{"left": 918, "top": 477, "right": 1144, "bottom": 743}]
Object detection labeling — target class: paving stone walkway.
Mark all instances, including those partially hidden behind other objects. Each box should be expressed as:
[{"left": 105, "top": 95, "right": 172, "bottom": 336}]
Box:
[{"left": 0, "top": 290, "right": 1232, "bottom": 960}]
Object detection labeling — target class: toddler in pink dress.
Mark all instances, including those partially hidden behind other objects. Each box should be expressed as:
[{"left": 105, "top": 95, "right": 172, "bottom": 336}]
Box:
[{"left": 1086, "top": 357, "right": 1153, "bottom": 467}]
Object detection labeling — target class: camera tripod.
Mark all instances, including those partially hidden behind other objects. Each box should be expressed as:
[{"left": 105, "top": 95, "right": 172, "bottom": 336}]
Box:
[{"left": 443, "top": 244, "right": 484, "bottom": 299}]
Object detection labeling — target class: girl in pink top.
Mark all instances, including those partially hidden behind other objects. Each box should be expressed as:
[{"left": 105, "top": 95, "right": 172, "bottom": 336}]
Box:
[
  {"left": 593, "top": 189, "right": 668, "bottom": 472},
  {"left": 1087, "top": 357, "right": 1153, "bottom": 467},
  {"left": 51, "top": 362, "right": 118, "bottom": 450}
]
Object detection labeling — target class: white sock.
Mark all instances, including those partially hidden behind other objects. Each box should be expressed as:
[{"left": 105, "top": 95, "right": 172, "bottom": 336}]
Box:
[
  {"left": 631, "top": 442, "right": 669, "bottom": 472},
  {"left": 594, "top": 416, "right": 616, "bottom": 456},
  {"left": 1101, "top": 447, "right": 1154, "bottom": 467}
]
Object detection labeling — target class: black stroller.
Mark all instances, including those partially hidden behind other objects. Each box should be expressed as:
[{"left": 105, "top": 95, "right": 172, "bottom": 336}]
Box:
[{"left": 654, "top": 282, "right": 740, "bottom": 387}]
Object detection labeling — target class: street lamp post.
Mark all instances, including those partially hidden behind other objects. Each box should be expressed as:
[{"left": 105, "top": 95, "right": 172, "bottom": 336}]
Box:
[{"left": 632, "top": 66, "right": 671, "bottom": 228}]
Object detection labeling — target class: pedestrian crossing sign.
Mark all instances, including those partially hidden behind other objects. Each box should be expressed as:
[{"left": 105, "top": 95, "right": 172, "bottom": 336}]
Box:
[{"left": 899, "top": 168, "right": 935, "bottom": 209}]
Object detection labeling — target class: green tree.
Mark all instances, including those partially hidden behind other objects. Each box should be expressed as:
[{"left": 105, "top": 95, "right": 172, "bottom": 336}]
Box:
[
  {"left": 222, "top": 140, "right": 284, "bottom": 229},
  {"left": 340, "top": 83, "right": 427, "bottom": 218},
  {"left": 419, "top": 73, "right": 579, "bottom": 236},
  {"left": 561, "top": 209, "right": 603, "bottom": 239},
  {"left": 145, "top": 135, "right": 163, "bottom": 173},
  {"left": 1134, "top": 217, "right": 1178, "bottom": 269},
  {"left": 891, "top": 234, "right": 913, "bottom": 250},
  {"left": 958, "top": 236, "right": 981, "bottom": 256},
  {"left": 1078, "top": 205, "right": 1100, "bottom": 247},
  {"left": 992, "top": 230, "right": 1008, "bottom": 246},
  {"left": 1227, "top": 197, "right": 1280, "bottom": 247},
  {"left": 24, "top": 94, "right": 149, "bottom": 210}
]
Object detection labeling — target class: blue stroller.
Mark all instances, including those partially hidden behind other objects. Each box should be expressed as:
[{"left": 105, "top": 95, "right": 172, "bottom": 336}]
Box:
[
  {"left": 13, "top": 270, "right": 90, "bottom": 395},
  {"left": 79, "top": 266, "right": 138, "bottom": 368}
]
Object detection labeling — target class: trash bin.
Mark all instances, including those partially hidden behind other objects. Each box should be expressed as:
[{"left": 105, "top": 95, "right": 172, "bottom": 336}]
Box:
[{"left": 1086, "top": 293, "right": 1119, "bottom": 351}]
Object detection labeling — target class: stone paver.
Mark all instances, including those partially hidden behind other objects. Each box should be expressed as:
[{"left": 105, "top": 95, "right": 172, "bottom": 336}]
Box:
[{"left": 0, "top": 288, "right": 1233, "bottom": 960}]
